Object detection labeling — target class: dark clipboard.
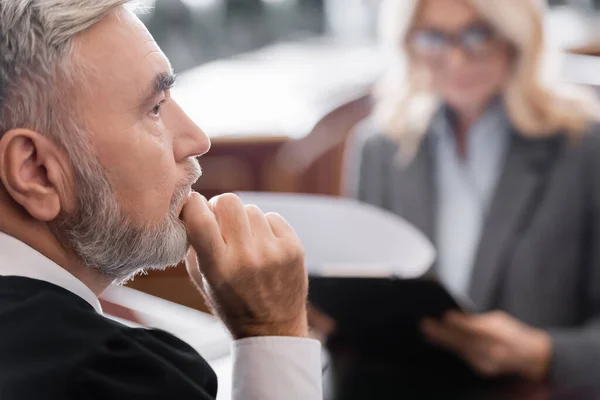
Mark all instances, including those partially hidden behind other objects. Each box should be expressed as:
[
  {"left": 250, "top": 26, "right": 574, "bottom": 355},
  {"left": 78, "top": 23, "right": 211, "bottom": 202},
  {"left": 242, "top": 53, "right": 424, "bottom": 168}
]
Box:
[{"left": 308, "top": 275, "right": 476, "bottom": 360}]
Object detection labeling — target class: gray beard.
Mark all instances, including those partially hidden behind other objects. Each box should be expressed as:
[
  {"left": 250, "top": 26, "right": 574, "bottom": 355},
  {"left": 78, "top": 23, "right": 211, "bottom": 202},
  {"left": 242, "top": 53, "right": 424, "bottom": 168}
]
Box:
[{"left": 50, "top": 157, "right": 200, "bottom": 283}]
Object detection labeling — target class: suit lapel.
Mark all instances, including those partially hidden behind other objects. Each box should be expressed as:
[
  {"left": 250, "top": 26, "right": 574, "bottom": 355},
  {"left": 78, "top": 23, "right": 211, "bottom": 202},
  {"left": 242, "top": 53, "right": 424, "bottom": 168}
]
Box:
[
  {"left": 468, "top": 132, "right": 564, "bottom": 309},
  {"left": 389, "top": 136, "right": 436, "bottom": 243}
]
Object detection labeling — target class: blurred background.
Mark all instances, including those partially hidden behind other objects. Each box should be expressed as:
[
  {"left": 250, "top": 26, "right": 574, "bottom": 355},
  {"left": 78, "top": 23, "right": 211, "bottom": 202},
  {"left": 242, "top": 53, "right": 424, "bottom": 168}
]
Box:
[
  {"left": 139, "top": 0, "right": 600, "bottom": 71},
  {"left": 90, "top": 3, "right": 600, "bottom": 398},
  {"left": 120, "top": 0, "right": 600, "bottom": 310}
]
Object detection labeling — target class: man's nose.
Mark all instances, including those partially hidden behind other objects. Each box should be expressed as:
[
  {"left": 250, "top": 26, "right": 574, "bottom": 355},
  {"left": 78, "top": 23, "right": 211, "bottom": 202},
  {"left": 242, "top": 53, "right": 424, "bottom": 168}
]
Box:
[{"left": 171, "top": 100, "right": 211, "bottom": 161}]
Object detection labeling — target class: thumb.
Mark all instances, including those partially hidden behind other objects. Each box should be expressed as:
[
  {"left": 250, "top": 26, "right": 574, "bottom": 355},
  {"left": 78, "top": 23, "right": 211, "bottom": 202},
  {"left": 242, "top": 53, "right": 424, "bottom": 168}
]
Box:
[{"left": 181, "top": 192, "right": 224, "bottom": 266}]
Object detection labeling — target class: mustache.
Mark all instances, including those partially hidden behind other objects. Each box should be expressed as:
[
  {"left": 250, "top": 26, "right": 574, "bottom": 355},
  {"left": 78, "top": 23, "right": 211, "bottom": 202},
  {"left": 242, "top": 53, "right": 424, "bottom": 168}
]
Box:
[
  {"left": 170, "top": 158, "right": 202, "bottom": 214},
  {"left": 184, "top": 158, "right": 202, "bottom": 187}
]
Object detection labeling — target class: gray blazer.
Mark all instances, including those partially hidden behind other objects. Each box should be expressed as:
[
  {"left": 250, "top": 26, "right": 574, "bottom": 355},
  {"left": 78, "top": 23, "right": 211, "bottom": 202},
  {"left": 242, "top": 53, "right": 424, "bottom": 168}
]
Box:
[{"left": 355, "top": 122, "right": 600, "bottom": 386}]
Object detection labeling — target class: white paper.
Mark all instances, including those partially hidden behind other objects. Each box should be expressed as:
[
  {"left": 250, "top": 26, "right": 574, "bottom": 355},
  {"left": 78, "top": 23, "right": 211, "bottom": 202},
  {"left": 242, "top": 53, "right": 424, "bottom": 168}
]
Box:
[{"left": 235, "top": 192, "right": 436, "bottom": 279}]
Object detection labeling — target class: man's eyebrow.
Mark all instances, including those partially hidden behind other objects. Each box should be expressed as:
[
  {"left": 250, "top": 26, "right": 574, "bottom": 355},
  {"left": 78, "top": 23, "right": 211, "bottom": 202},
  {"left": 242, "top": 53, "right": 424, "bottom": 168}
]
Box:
[
  {"left": 140, "top": 72, "right": 177, "bottom": 108},
  {"left": 156, "top": 72, "right": 177, "bottom": 93}
]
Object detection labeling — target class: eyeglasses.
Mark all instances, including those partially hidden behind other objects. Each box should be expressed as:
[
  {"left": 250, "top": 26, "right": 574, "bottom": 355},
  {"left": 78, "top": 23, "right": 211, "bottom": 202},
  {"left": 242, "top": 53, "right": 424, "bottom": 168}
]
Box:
[{"left": 406, "top": 23, "right": 498, "bottom": 61}]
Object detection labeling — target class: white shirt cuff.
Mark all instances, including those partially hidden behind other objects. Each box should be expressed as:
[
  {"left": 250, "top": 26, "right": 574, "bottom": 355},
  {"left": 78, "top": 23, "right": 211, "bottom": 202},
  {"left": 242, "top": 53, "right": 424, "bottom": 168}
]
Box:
[{"left": 231, "top": 336, "right": 323, "bottom": 400}]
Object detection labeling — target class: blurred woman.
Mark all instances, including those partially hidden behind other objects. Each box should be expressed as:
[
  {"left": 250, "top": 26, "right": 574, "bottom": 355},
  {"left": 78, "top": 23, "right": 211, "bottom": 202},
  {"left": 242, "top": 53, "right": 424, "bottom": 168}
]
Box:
[{"left": 356, "top": 0, "right": 600, "bottom": 387}]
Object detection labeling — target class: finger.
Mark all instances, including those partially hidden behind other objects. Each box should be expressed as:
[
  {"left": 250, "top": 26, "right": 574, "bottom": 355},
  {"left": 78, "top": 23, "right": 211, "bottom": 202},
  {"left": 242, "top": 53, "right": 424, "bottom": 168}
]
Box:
[
  {"left": 421, "top": 318, "right": 473, "bottom": 355},
  {"left": 307, "top": 304, "right": 337, "bottom": 337},
  {"left": 185, "top": 249, "right": 203, "bottom": 283},
  {"left": 181, "top": 192, "right": 225, "bottom": 264},
  {"left": 437, "top": 314, "right": 511, "bottom": 374},
  {"left": 443, "top": 311, "right": 478, "bottom": 330},
  {"left": 186, "top": 249, "right": 209, "bottom": 297},
  {"left": 422, "top": 319, "right": 500, "bottom": 374},
  {"left": 265, "top": 212, "right": 295, "bottom": 238},
  {"left": 245, "top": 204, "right": 273, "bottom": 238},
  {"left": 443, "top": 312, "right": 501, "bottom": 340},
  {"left": 443, "top": 313, "right": 508, "bottom": 352},
  {"left": 210, "top": 193, "right": 251, "bottom": 244}
]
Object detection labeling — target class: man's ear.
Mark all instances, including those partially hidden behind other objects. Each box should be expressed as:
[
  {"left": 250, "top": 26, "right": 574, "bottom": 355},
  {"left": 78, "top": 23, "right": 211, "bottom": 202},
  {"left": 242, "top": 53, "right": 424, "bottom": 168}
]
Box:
[{"left": 0, "top": 129, "right": 74, "bottom": 221}]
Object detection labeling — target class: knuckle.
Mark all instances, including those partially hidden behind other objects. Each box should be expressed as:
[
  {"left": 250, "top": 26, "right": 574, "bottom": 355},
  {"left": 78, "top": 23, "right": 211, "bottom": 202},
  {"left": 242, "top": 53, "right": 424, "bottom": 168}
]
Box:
[
  {"left": 265, "top": 212, "right": 286, "bottom": 226},
  {"left": 279, "top": 241, "right": 303, "bottom": 262},
  {"left": 264, "top": 211, "right": 281, "bottom": 219},
  {"left": 292, "top": 244, "right": 305, "bottom": 262},
  {"left": 213, "top": 193, "right": 241, "bottom": 213},
  {"left": 244, "top": 204, "right": 263, "bottom": 217},
  {"left": 264, "top": 213, "right": 279, "bottom": 226}
]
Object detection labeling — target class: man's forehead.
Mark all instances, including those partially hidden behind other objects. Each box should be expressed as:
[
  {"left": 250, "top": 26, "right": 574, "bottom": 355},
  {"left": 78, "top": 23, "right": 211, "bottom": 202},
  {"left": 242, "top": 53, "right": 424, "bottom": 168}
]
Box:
[{"left": 75, "top": 6, "right": 171, "bottom": 103}]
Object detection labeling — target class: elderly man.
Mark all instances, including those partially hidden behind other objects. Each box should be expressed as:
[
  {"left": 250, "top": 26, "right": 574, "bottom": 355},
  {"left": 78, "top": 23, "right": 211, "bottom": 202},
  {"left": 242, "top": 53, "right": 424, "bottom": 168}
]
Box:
[{"left": 0, "top": 1, "right": 321, "bottom": 399}]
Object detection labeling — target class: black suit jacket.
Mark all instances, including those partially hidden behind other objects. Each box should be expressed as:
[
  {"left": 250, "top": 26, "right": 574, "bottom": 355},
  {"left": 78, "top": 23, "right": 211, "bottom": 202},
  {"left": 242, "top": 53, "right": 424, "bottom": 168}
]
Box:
[{"left": 0, "top": 276, "right": 218, "bottom": 400}]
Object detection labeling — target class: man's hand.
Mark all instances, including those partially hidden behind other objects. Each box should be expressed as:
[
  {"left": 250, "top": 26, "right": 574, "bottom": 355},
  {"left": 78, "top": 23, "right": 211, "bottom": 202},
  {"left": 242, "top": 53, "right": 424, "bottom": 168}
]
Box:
[
  {"left": 421, "top": 311, "right": 552, "bottom": 381},
  {"left": 181, "top": 192, "right": 309, "bottom": 340}
]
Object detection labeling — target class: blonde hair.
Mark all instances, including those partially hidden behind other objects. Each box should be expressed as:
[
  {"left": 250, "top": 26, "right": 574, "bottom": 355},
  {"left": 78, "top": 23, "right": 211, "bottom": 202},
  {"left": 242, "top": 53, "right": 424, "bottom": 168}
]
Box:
[{"left": 374, "top": 0, "right": 600, "bottom": 155}]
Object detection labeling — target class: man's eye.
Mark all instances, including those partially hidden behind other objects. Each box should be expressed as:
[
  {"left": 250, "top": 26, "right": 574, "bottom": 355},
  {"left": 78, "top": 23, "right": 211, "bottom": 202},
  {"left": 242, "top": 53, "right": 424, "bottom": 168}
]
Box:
[{"left": 151, "top": 100, "right": 166, "bottom": 116}]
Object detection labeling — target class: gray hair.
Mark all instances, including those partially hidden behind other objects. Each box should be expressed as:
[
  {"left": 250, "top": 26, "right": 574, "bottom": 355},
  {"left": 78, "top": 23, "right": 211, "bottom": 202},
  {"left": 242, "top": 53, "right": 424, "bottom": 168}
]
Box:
[
  {"left": 0, "top": 1, "right": 196, "bottom": 281},
  {"left": 0, "top": 0, "right": 135, "bottom": 153}
]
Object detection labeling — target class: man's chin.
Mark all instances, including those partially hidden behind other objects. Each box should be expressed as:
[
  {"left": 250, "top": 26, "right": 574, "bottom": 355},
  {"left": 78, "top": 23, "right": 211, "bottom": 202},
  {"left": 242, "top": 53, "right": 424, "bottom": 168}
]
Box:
[{"left": 109, "top": 242, "right": 190, "bottom": 286}]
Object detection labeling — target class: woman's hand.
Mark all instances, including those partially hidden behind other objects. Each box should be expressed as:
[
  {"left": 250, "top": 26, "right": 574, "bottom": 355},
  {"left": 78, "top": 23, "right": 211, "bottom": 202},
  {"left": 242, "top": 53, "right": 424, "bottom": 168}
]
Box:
[{"left": 422, "top": 311, "right": 552, "bottom": 380}]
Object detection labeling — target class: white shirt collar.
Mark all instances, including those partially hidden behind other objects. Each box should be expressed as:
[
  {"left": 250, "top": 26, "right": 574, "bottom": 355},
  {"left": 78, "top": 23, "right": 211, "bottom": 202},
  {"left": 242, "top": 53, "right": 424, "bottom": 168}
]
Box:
[{"left": 0, "top": 231, "right": 103, "bottom": 314}]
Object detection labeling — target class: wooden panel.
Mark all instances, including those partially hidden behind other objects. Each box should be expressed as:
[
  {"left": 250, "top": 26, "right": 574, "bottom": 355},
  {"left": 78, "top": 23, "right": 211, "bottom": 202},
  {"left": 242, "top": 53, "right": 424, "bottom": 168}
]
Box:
[
  {"left": 126, "top": 273, "right": 211, "bottom": 313},
  {"left": 194, "top": 156, "right": 255, "bottom": 193},
  {"left": 192, "top": 138, "right": 290, "bottom": 198}
]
